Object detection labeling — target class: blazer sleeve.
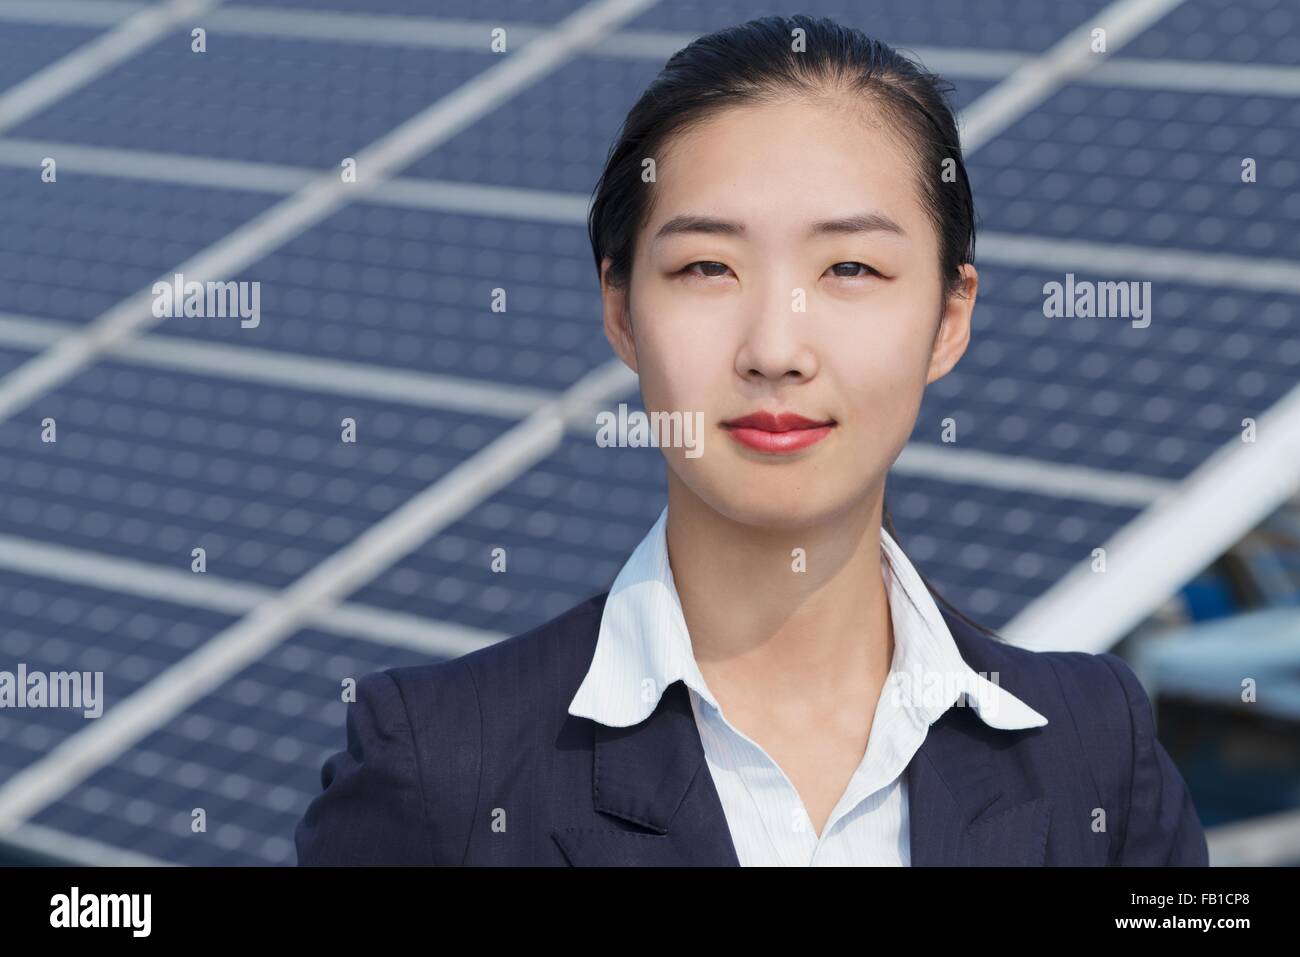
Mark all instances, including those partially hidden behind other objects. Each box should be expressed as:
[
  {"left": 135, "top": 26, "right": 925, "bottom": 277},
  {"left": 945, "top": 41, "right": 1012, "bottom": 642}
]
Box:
[
  {"left": 295, "top": 669, "right": 434, "bottom": 865},
  {"left": 1097, "top": 652, "right": 1209, "bottom": 866}
]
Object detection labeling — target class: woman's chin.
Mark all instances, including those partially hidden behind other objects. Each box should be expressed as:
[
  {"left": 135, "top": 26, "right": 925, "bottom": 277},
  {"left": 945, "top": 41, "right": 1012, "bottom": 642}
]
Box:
[{"left": 700, "top": 485, "right": 848, "bottom": 533}]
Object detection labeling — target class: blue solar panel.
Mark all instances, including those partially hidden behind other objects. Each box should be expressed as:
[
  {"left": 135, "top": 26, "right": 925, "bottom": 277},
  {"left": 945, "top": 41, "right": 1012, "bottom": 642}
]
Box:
[
  {"left": 0, "top": 175, "right": 278, "bottom": 324},
  {"left": 627, "top": 0, "right": 1117, "bottom": 51},
  {"left": 398, "top": 54, "right": 664, "bottom": 193},
  {"left": 27, "top": 628, "right": 443, "bottom": 866},
  {"left": 1126, "top": 0, "right": 1300, "bottom": 66},
  {"left": 346, "top": 384, "right": 1148, "bottom": 635},
  {"left": 229, "top": 0, "right": 596, "bottom": 20},
  {"left": 0, "top": 0, "right": 1294, "bottom": 867},
  {"left": 0, "top": 360, "right": 517, "bottom": 586},
  {"left": 881, "top": 471, "right": 1142, "bottom": 625},
  {"left": 0, "top": 568, "right": 239, "bottom": 782},
  {"left": 145, "top": 205, "right": 610, "bottom": 389},
  {"left": 969, "top": 85, "right": 1300, "bottom": 259},
  {"left": 915, "top": 264, "right": 1300, "bottom": 480},
  {"left": 9, "top": 35, "right": 493, "bottom": 168},
  {"left": 348, "top": 427, "right": 664, "bottom": 634},
  {"left": 0, "top": 23, "right": 105, "bottom": 96},
  {"left": 398, "top": 54, "right": 1000, "bottom": 192},
  {"left": 0, "top": 345, "right": 39, "bottom": 377}
]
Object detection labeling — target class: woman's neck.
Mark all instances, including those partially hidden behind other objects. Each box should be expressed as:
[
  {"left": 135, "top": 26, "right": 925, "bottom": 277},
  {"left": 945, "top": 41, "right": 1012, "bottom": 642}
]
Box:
[{"left": 664, "top": 477, "right": 895, "bottom": 715}]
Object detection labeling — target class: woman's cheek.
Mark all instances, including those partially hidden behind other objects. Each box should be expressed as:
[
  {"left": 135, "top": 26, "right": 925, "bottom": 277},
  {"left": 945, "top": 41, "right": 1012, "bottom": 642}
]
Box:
[
  {"left": 830, "top": 353, "right": 925, "bottom": 456},
  {"left": 642, "top": 324, "right": 723, "bottom": 410}
]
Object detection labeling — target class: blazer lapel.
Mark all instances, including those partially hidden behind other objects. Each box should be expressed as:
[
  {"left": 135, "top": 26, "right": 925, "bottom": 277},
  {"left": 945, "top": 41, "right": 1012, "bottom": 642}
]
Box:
[
  {"left": 551, "top": 679, "right": 741, "bottom": 866},
  {"left": 552, "top": 671, "right": 1053, "bottom": 867},
  {"left": 907, "top": 706, "right": 1052, "bottom": 866}
]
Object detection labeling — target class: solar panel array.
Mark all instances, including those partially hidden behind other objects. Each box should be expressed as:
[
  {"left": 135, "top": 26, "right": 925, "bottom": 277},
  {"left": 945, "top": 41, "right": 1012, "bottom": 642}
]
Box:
[{"left": 0, "top": 0, "right": 1296, "bottom": 865}]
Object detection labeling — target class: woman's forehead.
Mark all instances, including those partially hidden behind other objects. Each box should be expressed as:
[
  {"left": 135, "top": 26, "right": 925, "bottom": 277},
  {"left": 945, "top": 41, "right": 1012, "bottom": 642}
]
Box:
[
  {"left": 661, "top": 100, "right": 917, "bottom": 181},
  {"left": 647, "top": 105, "right": 929, "bottom": 244}
]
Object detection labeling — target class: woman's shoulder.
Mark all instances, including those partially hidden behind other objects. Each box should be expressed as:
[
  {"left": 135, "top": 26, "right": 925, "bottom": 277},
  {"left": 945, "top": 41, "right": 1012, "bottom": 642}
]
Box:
[
  {"left": 381, "top": 589, "right": 609, "bottom": 711},
  {"left": 940, "top": 606, "right": 1150, "bottom": 741},
  {"left": 948, "top": 617, "right": 1208, "bottom": 864},
  {"left": 295, "top": 592, "right": 610, "bottom": 865},
  {"left": 1040, "top": 645, "right": 1208, "bottom": 864},
  {"left": 349, "top": 590, "right": 610, "bottom": 770}
]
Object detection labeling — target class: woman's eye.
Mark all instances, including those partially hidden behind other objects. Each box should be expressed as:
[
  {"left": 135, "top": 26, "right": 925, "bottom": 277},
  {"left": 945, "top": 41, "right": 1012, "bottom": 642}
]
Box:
[
  {"left": 677, "top": 261, "right": 880, "bottom": 281},
  {"left": 680, "top": 261, "right": 732, "bottom": 279},
  {"left": 827, "top": 261, "right": 880, "bottom": 279}
]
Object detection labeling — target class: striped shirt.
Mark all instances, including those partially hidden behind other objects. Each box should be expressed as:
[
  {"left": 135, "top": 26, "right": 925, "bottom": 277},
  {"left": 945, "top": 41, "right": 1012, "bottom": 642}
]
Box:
[{"left": 568, "top": 506, "right": 1048, "bottom": 865}]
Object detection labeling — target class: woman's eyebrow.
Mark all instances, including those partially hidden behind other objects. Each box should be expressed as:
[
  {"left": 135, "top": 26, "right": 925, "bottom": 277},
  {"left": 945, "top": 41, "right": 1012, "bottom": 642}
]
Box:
[
  {"left": 809, "top": 212, "right": 908, "bottom": 239},
  {"left": 653, "top": 211, "right": 907, "bottom": 244}
]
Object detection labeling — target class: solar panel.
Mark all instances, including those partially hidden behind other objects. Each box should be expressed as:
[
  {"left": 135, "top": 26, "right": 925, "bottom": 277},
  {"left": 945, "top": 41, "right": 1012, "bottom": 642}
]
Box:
[
  {"left": 968, "top": 85, "right": 1300, "bottom": 258},
  {"left": 0, "top": 0, "right": 1294, "bottom": 867},
  {"left": 627, "top": 0, "right": 1120, "bottom": 52},
  {"left": 10, "top": 35, "right": 491, "bottom": 168},
  {"left": 0, "top": 359, "right": 517, "bottom": 586},
  {"left": 0, "top": 175, "right": 278, "bottom": 323},
  {"left": 1126, "top": 0, "right": 1300, "bottom": 65},
  {"left": 145, "top": 205, "right": 611, "bottom": 389},
  {"left": 27, "top": 627, "right": 443, "bottom": 866}
]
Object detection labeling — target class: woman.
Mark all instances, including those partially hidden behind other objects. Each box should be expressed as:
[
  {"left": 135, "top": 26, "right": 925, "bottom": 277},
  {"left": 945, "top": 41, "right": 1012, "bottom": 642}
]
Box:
[{"left": 295, "top": 15, "right": 1209, "bottom": 866}]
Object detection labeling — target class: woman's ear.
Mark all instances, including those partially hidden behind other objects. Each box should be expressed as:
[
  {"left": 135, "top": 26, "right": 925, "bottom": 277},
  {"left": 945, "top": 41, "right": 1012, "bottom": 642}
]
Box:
[
  {"left": 600, "top": 258, "right": 639, "bottom": 373},
  {"left": 926, "top": 263, "right": 977, "bottom": 385}
]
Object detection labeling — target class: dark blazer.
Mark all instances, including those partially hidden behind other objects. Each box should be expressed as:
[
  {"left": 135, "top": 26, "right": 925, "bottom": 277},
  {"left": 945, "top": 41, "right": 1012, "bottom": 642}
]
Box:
[{"left": 294, "top": 591, "right": 1210, "bottom": 866}]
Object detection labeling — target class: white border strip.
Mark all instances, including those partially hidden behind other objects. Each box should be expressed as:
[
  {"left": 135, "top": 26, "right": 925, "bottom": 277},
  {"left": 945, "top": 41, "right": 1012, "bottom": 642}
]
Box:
[
  {"left": 1086, "top": 57, "right": 1300, "bottom": 96},
  {"left": 369, "top": 175, "right": 590, "bottom": 221},
  {"left": 0, "top": 0, "right": 138, "bottom": 28},
  {"left": 0, "top": 137, "right": 594, "bottom": 218},
  {"left": 0, "top": 532, "right": 271, "bottom": 613},
  {"left": 979, "top": 233, "right": 1300, "bottom": 294},
  {"left": 0, "top": 312, "right": 66, "bottom": 348},
  {"left": 117, "top": 335, "right": 554, "bottom": 418},
  {"left": 0, "top": 138, "right": 318, "bottom": 193},
  {"left": 323, "top": 604, "right": 503, "bottom": 659},
  {"left": 0, "top": 312, "right": 555, "bottom": 417},
  {"left": 0, "top": 0, "right": 221, "bottom": 135},
  {"left": 1003, "top": 383, "right": 1300, "bottom": 652},
  {"left": 0, "top": 312, "right": 555, "bottom": 416},
  {"left": 893, "top": 442, "right": 1175, "bottom": 507}
]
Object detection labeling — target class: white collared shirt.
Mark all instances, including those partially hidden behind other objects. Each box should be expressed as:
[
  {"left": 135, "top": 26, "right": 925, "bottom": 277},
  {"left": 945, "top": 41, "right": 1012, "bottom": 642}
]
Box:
[{"left": 567, "top": 506, "right": 1048, "bottom": 866}]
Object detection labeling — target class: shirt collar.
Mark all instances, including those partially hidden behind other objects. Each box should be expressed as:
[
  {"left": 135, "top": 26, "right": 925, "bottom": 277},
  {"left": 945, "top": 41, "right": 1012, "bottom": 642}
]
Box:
[{"left": 567, "top": 506, "right": 1048, "bottom": 731}]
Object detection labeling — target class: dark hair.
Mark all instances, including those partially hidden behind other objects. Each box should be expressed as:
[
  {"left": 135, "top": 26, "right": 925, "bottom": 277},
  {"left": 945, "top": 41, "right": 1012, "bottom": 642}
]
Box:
[{"left": 587, "top": 15, "right": 1001, "bottom": 642}]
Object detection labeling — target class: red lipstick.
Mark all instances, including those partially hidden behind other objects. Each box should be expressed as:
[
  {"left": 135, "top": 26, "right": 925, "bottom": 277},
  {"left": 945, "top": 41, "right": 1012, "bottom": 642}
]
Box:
[{"left": 720, "top": 410, "right": 835, "bottom": 455}]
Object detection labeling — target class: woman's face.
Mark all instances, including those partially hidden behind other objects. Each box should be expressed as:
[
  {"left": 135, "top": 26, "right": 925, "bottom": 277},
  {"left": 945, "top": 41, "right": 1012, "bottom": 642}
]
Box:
[{"left": 601, "top": 96, "right": 977, "bottom": 530}]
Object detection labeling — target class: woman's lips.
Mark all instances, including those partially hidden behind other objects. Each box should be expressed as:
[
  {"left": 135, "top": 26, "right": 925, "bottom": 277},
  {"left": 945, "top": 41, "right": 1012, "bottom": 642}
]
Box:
[{"left": 720, "top": 411, "right": 835, "bottom": 455}]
